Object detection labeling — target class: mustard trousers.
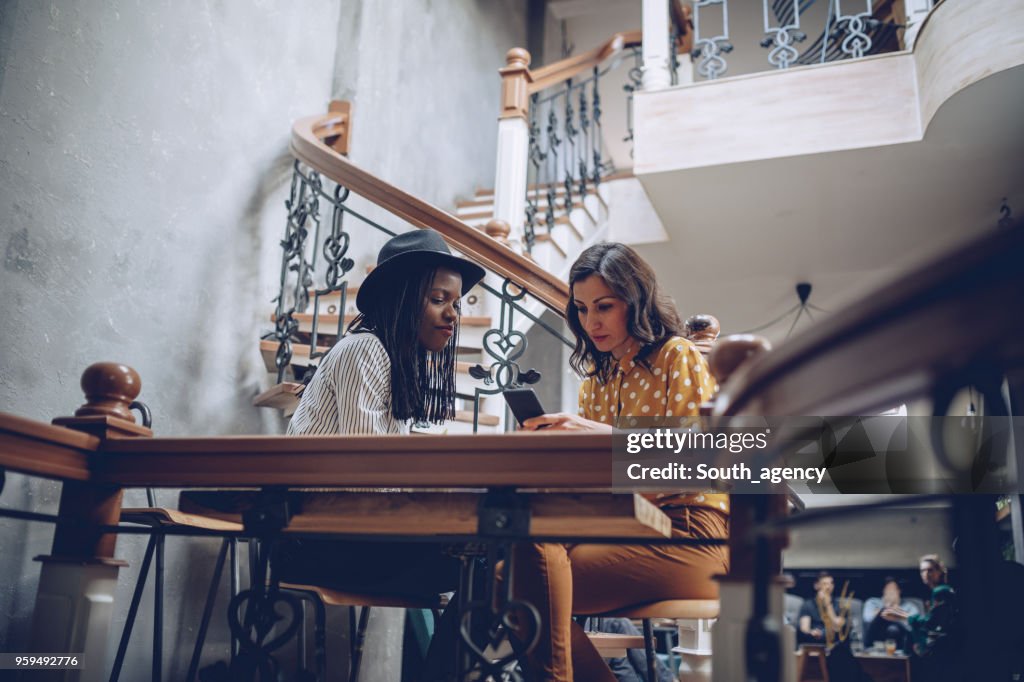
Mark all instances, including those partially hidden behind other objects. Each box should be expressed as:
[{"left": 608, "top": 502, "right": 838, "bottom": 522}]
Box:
[{"left": 511, "top": 506, "right": 729, "bottom": 681}]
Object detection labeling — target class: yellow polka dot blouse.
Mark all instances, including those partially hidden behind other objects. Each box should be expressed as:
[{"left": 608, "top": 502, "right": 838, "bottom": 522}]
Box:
[{"left": 578, "top": 335, "right": 729, "bottom": 516}]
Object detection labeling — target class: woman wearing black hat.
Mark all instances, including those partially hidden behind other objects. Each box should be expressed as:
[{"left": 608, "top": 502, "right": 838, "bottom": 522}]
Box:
[
  {"left": 288, "top": 228, "right": 485, "bottom": 436},
  {"left": 277, "top": 229, "right": 485, "bottom": 631}
]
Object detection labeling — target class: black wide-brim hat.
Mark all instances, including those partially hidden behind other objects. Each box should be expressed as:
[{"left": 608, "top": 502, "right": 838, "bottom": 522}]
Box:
[{"left": 356, "top": 229, "right": 487, "bottom": 313}]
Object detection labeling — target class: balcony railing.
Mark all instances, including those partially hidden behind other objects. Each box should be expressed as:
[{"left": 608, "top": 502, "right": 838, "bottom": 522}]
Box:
[{"left": 686, "top": 0, "right": 925, "bottom": 81}]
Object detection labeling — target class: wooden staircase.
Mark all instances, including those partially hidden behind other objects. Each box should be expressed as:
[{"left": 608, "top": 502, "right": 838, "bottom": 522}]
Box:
[
  {"left": 255, "top": 166, "right": 614, "bottom": 433},
  {"left": 456, "top": 180, "right": 610, "bottom": 275}
]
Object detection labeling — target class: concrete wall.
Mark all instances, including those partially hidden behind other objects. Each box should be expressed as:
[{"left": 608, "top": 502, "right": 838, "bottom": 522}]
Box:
[{"left": 0, "top": 0, "right": 525, "bottom": 678}]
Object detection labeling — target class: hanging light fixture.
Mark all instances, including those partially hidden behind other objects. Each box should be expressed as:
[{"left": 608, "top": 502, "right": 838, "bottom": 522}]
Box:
[{"left": 740, "top": 281, "right": 827, "bottom": 338}]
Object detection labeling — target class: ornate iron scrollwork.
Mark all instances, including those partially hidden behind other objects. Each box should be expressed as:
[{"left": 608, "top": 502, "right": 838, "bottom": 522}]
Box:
[
  {"left": 264, "top": 161, "right": 322, "bottom": 384},
  {"left": 832, "top": 0, "right": 876, "bottom": 60},
  {"left": 308, "top": 184, "right": 355, "bottom": 370},
  {"left": 467, "top": 280, "right": 542, "bottom": 433},
  {"left": 761, "top": 0, "right": 807, "bottom": 69},
  {"left": 524, "top": 93, "right": 544, "bottom": 254},
  {"left": 622, "top": 47, "right": 643, "bottom": 146},
  {"left": 693, "top": 0, "right": 734, "bottom": 80}
]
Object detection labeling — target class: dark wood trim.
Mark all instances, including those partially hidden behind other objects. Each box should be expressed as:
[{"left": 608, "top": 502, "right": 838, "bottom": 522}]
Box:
[{"left": 0, "top": 413, "right": 97, "bottom": 481}]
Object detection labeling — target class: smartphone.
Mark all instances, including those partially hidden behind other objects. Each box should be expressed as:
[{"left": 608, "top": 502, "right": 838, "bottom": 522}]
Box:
[{"left": 502, "top": 388, "right": 547, "bottom": 427}]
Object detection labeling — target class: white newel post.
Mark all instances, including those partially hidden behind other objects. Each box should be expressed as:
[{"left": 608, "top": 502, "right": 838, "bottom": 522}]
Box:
[
  {"left": 25, "top": 363, "right": 150, "bottom": 682},
  {"left": 493, "top": 47, "right": 532, "bottom": 251},
  {"left": 903, "top": 0, "right": 935, "bottom": 49},
  {"left": 642, "top": 0, "right": 672, "bottom": 90}
]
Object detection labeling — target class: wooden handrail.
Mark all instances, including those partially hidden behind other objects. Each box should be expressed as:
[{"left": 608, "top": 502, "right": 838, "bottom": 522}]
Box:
[
  {"left": 290, "top": 113, "right": 569, "bottom": 314},
  {"left": 527, "top": 30, "right": 642, "bottom": 95},
  {"left": 714, "top": 221, "right": 1024, "bottom": 417}
]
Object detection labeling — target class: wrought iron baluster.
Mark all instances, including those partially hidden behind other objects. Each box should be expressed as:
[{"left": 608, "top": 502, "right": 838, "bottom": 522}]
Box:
[
  {"left": 577, "top": 81, "right": 589, "bottom": 199},
  {"left": 266, "top": 161, "right": 320, "bottom": 384},
  {"left": 622, "top": 47, "right": 643, "bottom": 148},
  {"left": 830, "top": 0, "right": 876, "bottom": 59},
  {"left": 524, "top": 93, "right": 543, "bottom": 254},
  {"left": 761, "top": 0, "right": 807, "bottom": 69},
  {"left": 467, "top": 280, "right": 542, "bottom": 433},
  {"left": 591, "top": 67, "right": 603, "bottom": 188},
  {"left": 692, "top": 0, "right": 733, "bottom": 80},
  {"left": 670, "top": 21, "right": 681, "bottom": 86},
  {"left": 563, "top": 80, "right": 576, "bottom": 216},
  {"left": 308, "top": 183, "right": 355, "bottom": 372},
  {"left": 545, "top": 100, "right": 561, "bottom": 235}
]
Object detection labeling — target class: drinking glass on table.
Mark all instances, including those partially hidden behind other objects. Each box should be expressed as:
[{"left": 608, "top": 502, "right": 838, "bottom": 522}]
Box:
[{"left": 885, "top": 638, "right": 897, "bottom": 655}]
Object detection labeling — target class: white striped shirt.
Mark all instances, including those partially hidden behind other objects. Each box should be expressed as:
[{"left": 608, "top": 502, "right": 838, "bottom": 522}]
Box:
[{"left": 286, "top": 332, "right": 411, "bottom": 436}]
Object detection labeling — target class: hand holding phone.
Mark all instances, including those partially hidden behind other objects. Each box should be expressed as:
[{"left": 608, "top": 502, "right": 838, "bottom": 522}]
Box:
[{"left": 502, "top": 388, "right": 547, "bottom": 427}]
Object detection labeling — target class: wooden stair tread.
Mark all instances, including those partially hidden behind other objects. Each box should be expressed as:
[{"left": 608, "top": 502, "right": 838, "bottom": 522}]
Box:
[
  {"left": 533, "top": 233, "right": 567, "bottom": 258},
  {"left": 253, "top": 381, "right": 305, "bottom": 409},
  {"left": 261, "top": 342, "right": 492, "bottom": 374},
  {"left": 304, "top": 286, "right": 360, "bottom": 299},
  {"left": 454, "top": 410, "right": 500, "bottom": 426},
  {"left": 474, "top": 181, "right": 604, "bottom": 199}
]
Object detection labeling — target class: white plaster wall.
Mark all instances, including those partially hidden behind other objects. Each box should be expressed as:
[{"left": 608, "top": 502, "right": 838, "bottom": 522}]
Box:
[{"left": 0, "top": 0, "right": 525, "bottom": 678}]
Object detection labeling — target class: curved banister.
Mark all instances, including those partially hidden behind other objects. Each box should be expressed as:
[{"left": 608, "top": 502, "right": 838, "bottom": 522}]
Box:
[
  {"left": 527, "top": 30, "right": 642, "bottom": 95},
  {"left": 290, "top": 113, "right": 570, "bottom": 314}
]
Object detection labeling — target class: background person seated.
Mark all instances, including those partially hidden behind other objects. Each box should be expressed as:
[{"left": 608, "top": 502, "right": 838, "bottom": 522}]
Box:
[
  {"left": 798, "top": 571, "right": 846, "bottom": 645},
  {"left": 862, "top": 576, "right": 918, "bottom": 651}
]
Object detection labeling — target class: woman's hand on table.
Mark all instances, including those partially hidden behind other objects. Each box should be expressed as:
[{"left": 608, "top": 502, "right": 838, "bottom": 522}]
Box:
[{"left": 521, "top": 413, "right": 613, "bottom": 432}]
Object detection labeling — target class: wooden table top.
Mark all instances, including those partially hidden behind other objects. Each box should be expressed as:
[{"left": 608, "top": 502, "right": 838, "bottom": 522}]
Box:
[{"left": 0, "top": 414, "right": 621, "bottom": 489}]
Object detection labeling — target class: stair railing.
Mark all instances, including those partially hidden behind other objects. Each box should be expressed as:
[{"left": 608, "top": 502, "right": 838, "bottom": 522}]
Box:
[
  {"left": 492, "top": 2, "right": 696, "bottom": 257},
  {"left": 493, "top": 32, "right": 643, "bottom": 256},
  {"left": 259, "top": 104, "right": 577, "bottom": 432}
]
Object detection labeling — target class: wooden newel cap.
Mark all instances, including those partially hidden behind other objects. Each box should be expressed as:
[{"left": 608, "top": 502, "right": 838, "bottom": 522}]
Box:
[
  {"left": 74, "top": 362, "right": 142, "bottom": 423},
  {"left": 708, "top": 334, "right": 772, "bottom": 384},
  {"left": 504, "top": 48, "right": 531, "bottom": 70},
  {"left": 684, "top": 314, "right": 720, "bottom": 340},
  {"left": 684, "top": 314, "right": 721, "bottom": 356},
  {"left": 484, "top": 218, "right": 512, "bottom": 243}
]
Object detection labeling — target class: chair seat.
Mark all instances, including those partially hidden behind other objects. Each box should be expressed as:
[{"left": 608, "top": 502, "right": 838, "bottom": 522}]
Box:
[
  {"left": 586, "top": 631, "right": 645, "bottom": 658},
  {"left": 579, "top": 598, "right": 719, "bottom": 620},
  {"left": 120, "top": 506, "right": 244, "bottom": 531},
  {"left": 279, "top": 583, "right": 446, "bottom": 610}
]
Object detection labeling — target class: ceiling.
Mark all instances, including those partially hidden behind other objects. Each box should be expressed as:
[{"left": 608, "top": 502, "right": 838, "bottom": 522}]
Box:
[{"left": 632, "top": 64, "right": 1024, "bottom": 343}]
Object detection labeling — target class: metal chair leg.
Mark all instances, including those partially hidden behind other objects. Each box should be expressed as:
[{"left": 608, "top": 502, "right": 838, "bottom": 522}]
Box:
[
  {"left": 186, "top": 538, "right": 231, "bottom": 682},
  {"left": 154, "top": 533, "right": 164, "bottom": 682},
  {"left": 642, "top": 618, "right": 657, "bottom": 682},
  {"left": 312, "top": 594, "right": 327, "bottom": 679},
  {"left": 349, "top": 606, "right": 372, "bottom": 682},
  {"left": 230, "top": 538, "right": 239, "bottom": 662},
  {"left": 109, "top": 535, "right": 157, "bottom": 682}
]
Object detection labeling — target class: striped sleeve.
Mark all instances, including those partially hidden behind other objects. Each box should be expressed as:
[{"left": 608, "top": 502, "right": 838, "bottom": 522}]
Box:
[
  {"left": 331, "top": 334, "right": 393, "bottom": 434},
  {"left": 287, "top": 333, "right": 407, "bottom": 436}
]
